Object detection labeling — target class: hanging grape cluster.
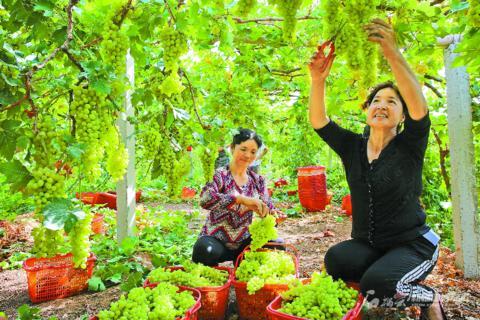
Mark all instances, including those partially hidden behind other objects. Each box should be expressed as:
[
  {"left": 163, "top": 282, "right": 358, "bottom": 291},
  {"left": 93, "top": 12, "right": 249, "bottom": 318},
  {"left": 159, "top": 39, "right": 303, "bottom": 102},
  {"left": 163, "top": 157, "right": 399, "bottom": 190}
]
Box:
[
  {"left": 235, "top": 0, "right": 257, "bottom": 17},
  {"left": 104, "top": 125, "right": 128, "bottom": 182},
  {"left": 99, "top": 23, "right": 130, "bottom": 96},
  {"left": 200, "top": 142, "right": 218, "bottom": 183},
  {"left": 71, "top": 85, "right": 121, "bottom": 181},
  {"left": 159, "top": 26, "right": 188, "bottom": 73},
  {"left": 31, "top": 226, "right": 65, "bottom": 258},
  {"left": 270, "top": 0, "right": 303, "bottom": 42},
  {"left": 468, "top": 0, "right": 480, "bottom": 27},
  {"left": 322, "top": 0, "right": 381, "bottom": 99},
  {"left": 32, "top": 115, "right": 67, "bottom": 167},
  {"left": 68, "top": 209, "right": 93, "bottom": 268},
  {"left": 139, "top": 121, "right": 161, "bottom": 160},
  {"left": 27, "top": 167, "right": 66, "bottom": 209}
]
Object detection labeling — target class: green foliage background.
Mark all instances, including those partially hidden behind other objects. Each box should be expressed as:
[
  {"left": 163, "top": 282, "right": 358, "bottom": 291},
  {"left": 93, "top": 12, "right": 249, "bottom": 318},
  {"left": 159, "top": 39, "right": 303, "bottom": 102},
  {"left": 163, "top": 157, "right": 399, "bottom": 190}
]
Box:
[{"left": 0, "top": 0, "right": 478, "bottom": 249}]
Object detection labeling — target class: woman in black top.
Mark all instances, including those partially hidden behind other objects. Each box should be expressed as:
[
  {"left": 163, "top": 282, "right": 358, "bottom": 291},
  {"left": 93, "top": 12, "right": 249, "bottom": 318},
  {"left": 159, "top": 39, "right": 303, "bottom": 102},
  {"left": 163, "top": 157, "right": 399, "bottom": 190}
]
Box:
[{"left": 308, "top": 19, "right": 446, "bottom": 320}]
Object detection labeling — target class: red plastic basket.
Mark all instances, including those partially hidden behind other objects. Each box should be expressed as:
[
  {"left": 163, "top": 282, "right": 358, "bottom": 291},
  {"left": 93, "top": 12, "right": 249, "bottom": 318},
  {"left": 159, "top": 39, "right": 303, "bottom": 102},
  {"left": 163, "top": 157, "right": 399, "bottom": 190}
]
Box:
[
  {"left": 233, "top": 243, "right": 300, "bottom": 320},
  {"left": 91, "top": 213, "right": 105, "bottom": 235},
  {"left": 107, "top": 190, "right": 142, "bottom": 202},
  {"left": 75, "top": 192, "right": 100, "bottom": 205},
  {"left": 181, "top": 187, "right": 197, "bottom": 200},
  {"left": 144, "top": 266, "right": 232, "bottom": 320},
  {"left": 341, "top": 194, "right": 353, "bottom": 216},
  {"left": 266, "top": 282, "right": 364, "bottom": 320},
  {"left": 23, "top": 253, "right": 96, "bottom": 303},
  {"left": 297, "top": 166, "right": 328, "bottom": 212},
  {"left": 90, "top": 286, "right": 201, "bottom": 320}
]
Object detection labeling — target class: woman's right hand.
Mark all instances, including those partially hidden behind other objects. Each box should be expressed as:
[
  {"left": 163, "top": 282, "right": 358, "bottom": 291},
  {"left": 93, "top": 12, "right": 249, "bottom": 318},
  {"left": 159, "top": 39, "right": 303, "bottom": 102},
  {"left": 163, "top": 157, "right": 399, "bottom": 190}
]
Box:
[
  {"left": 308, "top": 44, "right": 335, "bottom": 82},
  {"left": 238, "top": 196, "right": 270, "bottom": 217}
]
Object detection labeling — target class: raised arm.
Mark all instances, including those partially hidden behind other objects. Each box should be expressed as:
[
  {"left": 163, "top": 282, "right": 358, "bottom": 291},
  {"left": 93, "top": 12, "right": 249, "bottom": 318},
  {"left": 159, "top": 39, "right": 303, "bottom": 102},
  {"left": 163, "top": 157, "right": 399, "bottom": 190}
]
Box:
[
  {"left": 364, "top": 19, "right": 428, "bottom": 120},
  {"left": 308, "top": 44, "right": 335, "bottom": 129}
]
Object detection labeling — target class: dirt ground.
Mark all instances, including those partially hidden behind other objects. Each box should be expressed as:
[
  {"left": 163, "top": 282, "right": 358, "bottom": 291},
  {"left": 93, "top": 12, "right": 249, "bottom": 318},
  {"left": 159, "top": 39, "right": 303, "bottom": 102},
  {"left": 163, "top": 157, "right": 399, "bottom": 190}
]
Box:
[{"left": 0, "top": 203, "right": 479, "bottom": 319}]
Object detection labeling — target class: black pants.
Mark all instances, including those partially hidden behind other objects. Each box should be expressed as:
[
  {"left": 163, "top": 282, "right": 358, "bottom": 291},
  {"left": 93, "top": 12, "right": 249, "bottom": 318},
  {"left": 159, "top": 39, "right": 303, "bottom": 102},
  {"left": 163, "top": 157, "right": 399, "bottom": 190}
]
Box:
[
  {"left": 192, "top": 236, "right": 285, "bottom": 266},
  {"left": 324, "top": 237, "right": 439, "bottom": 308}
]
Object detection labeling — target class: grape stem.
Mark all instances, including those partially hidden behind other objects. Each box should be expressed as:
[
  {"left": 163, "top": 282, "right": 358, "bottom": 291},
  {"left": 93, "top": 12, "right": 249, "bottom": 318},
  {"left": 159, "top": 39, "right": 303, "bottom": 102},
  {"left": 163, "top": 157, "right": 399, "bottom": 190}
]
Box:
[
  {"left": 1, "top": 0, "right": 79, "bottom": 113},
  {"left": 233, "top": 15, "right": 318, "bottom": 25}
]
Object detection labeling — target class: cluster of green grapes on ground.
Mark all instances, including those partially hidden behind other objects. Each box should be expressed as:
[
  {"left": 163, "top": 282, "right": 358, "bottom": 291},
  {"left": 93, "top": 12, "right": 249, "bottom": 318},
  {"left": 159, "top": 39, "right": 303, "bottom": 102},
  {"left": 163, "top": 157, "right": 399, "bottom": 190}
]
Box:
[
  {"left": 97, "top": 283, "right": 196, "bottom": 320},
  {"left": 279, "top": 271, "right": 359, "bottom": 320},
  {"left": 147, "top": 261, "right": 229, "bottom": 287},
  {"left": 236, "top": 250, "right": 297, "bottom": 294}
]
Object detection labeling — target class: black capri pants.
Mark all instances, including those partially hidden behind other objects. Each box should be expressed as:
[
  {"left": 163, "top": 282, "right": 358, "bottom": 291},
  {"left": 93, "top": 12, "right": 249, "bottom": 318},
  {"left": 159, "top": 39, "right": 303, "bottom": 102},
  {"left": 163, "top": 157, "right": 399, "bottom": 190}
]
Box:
[
  {"left": 192, "top": 236, "right": 285, "bottom": 266},
  {"left": 324, "top": 237, "right": 439, "bottom": 308}
]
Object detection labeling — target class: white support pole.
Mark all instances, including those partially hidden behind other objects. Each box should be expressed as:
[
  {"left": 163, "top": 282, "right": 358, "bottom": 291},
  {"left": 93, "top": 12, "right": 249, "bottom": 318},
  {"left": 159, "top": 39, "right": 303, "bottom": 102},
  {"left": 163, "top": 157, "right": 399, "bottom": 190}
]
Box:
[
  {"left": 439, "top": 35, "right": 479, "bottom": 278},
  {"left": 116, "top": 50, "right": 136, "bottom": 244}
]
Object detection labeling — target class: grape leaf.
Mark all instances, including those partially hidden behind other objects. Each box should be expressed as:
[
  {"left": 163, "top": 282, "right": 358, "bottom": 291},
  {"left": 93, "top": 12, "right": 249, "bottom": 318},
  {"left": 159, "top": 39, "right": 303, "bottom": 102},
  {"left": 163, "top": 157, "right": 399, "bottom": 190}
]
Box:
[
  {"left": 88, "top": 276, "right": 106, "bottom": 291},
  {"left": 0, "top": 160, "right": 31, "bottom": 193}
]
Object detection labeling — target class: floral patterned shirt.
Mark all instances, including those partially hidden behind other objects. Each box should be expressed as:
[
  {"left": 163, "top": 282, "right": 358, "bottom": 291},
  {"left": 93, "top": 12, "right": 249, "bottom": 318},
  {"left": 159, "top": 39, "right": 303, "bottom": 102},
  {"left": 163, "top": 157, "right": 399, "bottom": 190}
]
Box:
[{"left": 199, "top": 167, "right": 275, "bottom": 244}]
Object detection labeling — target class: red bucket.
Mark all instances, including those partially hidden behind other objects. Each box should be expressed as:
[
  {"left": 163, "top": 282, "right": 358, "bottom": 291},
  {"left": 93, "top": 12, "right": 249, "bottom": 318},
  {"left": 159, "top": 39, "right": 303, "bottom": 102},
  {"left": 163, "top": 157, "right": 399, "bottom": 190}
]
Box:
[
  {"left": 297, "top": 166, "right": 327, "bottom": 212},
  {"left": 341, "top": 194, "right": 352, "bottom": 216},
  {"left": 145, "top": 266, "right": 232, "bottom": 320},
  {"left": 232, "top": 243, "right": 299, "bottom": 320}
]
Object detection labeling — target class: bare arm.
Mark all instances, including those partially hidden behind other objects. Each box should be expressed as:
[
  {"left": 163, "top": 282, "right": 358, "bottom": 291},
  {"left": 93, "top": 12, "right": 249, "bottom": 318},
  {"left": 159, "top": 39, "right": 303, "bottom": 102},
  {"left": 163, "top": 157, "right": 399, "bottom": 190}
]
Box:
[
  {"left": 364, "top": 19, "right": 428, "bottom": 120},
  {"left": 308, "top": 46, "right": 335, "bottom": 129}
]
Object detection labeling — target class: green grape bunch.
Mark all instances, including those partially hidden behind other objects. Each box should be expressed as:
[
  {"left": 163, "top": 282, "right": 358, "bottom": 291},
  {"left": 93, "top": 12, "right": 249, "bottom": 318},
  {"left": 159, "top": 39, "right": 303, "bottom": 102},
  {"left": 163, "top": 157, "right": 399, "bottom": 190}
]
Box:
[
  {"left": 27, "top": 166, "right": 66, "bottom": 210},
  {"left": 249, "top": 215, "right": 278, "bottom": 251},
  {"left": 270, "top": 0, "right": 303, "bottom": 42},
  {"left": 104, "top": 125, "right": 128, "bottom": 182},
  {"left": 279, "top": 271, "right": 358, "bottom": 320},
  {"left": 322, "top": 0, "right": 381, "bottom": 98},
  {"left": 139, "top": 121, "right": 161, "bottom": 160},
  {"left": 236, "top": 250, "right": 297, "bottom": 294},
  {"left": 468, "top": 0, "right": 480, "bottom": 27},
  {"left": 159, "top": 26, "right": 188, "bottom": 73},
  {"left": 97, "top": 283, "right": 196, "bottom": 320},
  {"left": 68, "top": 209, "right": 93, "bottom": 268},
  {"left": 31, "top": 226, "right": 65, "bottom": 258},
  {"left": 32, "top": 115, "right": 68, "bottom": 167},
  {"left": 200, "top": 143, "right": 218, "bottom": 183},
  {"left": 100, "top": 23, "right": 130, "bottom": 76},
  {"left": 235, "top": 0, "right": 257, "bottom": 17},
  {"left": 147, "top": 261, "right": 229, "bottom": 287}
]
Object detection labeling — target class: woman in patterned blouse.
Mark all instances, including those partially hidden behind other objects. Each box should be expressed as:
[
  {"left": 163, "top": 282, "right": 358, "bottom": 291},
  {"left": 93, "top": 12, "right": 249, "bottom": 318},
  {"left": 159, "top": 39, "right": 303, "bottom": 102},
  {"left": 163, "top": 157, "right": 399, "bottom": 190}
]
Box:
[{"left": 192, "top": 128, "right": 280, "bottom": 266}]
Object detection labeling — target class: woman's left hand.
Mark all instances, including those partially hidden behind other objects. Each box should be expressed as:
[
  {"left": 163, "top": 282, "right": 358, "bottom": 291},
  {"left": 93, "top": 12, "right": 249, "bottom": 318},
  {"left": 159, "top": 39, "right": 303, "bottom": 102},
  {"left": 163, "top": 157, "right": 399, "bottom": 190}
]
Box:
[{"left": 363, "top": 19, "right": 398, "bottom": 58}]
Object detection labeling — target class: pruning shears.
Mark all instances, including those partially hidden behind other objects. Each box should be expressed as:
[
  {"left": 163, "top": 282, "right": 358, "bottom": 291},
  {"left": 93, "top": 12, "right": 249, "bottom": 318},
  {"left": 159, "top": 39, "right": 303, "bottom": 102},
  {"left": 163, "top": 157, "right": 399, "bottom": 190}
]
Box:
[{"left": 316, "top": 21, "right": 346, "bottom": 71}]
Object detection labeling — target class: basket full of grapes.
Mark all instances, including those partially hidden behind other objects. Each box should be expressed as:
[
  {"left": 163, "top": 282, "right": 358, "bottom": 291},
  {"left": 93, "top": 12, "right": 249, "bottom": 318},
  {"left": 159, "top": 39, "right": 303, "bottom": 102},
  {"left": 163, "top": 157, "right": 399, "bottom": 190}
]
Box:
[
  {"left": 145, "top": 262, "right": 232, "bottom": 320},
  {"left": 92, "top": 283, "right": 201, "bottom": 320},
  {"left": 266, "top": 271, "right": 364, "bottom": 320},
  {"left": 233, "top": 243, "right": 300, "bottom": 320},
  {"left": 23, "top": 253, "right": 96, "bottom": 303}
]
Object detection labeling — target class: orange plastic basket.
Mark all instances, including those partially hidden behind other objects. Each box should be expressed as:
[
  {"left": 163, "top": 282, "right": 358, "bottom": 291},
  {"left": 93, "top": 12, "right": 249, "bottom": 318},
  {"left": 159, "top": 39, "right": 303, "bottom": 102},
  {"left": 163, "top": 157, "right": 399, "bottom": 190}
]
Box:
[
  {"left": 91, "top": 213, "right": 105, "bottom": 235},
  {"left": 232, "top": 243, "right": 300, "bottom": 320},
  {"left": 23, "top": 253, "right": 96, "bottom": 303},
  {"left": 144, "top": 266, "right": 232, "bottom": 320},
  {"left": 75, "top": 192, "right": 100, "bottom": 205},
  {"left": 90, "top": 286, "right": 201, "bottom": 320},
  {"left": 266, "top": 282, "right": 364, "bottom": 320}
]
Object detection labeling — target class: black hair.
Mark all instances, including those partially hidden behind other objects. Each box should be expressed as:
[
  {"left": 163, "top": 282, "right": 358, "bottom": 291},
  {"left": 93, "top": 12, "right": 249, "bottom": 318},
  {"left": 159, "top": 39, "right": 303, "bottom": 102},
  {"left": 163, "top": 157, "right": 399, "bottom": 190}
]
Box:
[
  {"left": 361, "top": 81, "right": 408, "bottom": 114},
  {"left": 231, "top": 128, "right": 263, "bottom": 149}
]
